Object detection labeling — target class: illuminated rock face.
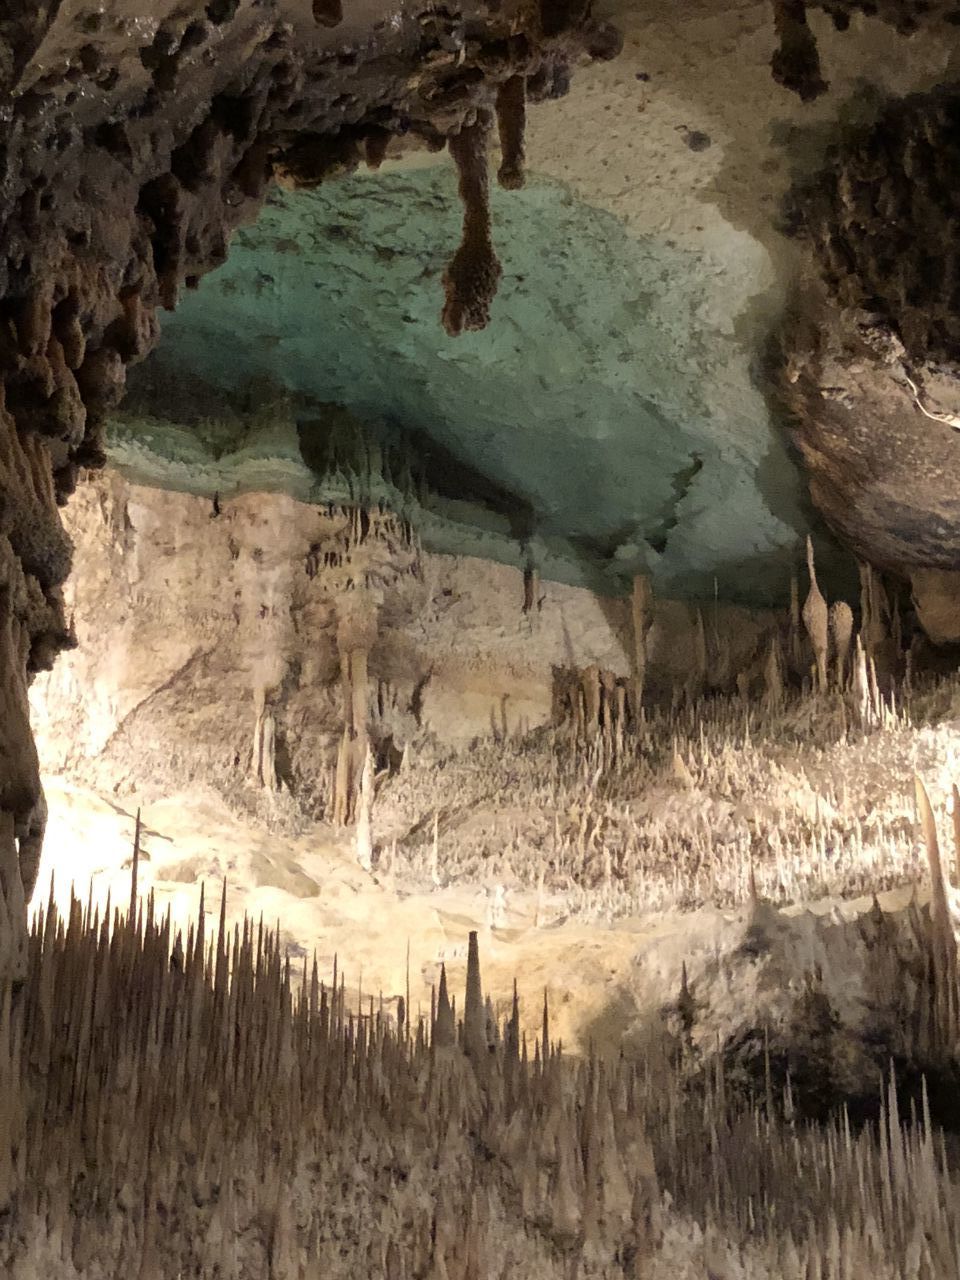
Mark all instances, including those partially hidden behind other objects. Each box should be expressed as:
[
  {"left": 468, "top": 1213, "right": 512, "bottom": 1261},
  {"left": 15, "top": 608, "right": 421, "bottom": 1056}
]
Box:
[
  {"left": 31, "top": 470, "right": 778, "bottom": 819},
  {"left": 0, "top": 0, "right": 604, "bottom": 952}
]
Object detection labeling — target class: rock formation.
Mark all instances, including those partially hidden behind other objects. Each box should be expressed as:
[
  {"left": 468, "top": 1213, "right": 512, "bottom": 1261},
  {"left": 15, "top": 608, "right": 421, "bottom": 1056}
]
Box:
[
  {"left": 2, "top": 787, "right": 960, "bottom": 1275},
  {"left": 776, "top": 88, "right": 960, "bottom": 591},
  {"left": 6, "top": 3, "right": 960, "bottom": 1274},
  {"left": 0, "top": 0, "right": 606, "bottom": 967},
  {"left": 770, "top": 0, "right": 959, "bottom": 99},
  {"left": 829, "top": 599, "right": 853, "bottom": 688},
  {"left": 801, "top": 537, "right": 829, "bottom": 692}
]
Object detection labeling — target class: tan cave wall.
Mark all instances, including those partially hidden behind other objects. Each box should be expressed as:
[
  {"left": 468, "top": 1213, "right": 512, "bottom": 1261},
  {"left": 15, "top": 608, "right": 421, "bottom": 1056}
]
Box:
[{"left": 30, "top": 471, "right": 779, "bottom": 816}]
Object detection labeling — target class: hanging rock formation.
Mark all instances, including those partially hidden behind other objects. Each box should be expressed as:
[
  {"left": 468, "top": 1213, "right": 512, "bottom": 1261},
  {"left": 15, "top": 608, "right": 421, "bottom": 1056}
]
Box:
[
  {"left": 769, "top": 0, "right": 959, "bottom": 100},
  {"left": 775, "top": 88, "right": 960, "bottom": 617}
]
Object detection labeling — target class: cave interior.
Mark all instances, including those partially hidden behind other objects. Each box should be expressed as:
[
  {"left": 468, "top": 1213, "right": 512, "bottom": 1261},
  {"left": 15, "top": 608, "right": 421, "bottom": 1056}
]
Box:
[{"left": 3, "top": 2, "right": 960, "bottom": 1277}]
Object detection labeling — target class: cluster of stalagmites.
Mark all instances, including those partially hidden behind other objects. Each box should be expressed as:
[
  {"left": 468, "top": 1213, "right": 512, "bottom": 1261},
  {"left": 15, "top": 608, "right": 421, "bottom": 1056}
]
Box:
[
  {"left": 0, "top": 882, "right": 664, "bottom": 1278},
  {"left": 542, "top": 550, "right": 887, "bottom": 755},
  {"left": 376, "top": 550, "right": 952, "bottom": 916},
  {"left": 3, "top": 853, "right": 960, "bottom": 1275}
]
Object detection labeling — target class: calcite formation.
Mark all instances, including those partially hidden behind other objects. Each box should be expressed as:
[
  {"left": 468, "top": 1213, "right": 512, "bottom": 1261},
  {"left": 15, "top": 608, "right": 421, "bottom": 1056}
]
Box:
[
  {"left": 1, "top": 884, "right": 667, "bottom": 1277},
  {"left": 31, "top": 472, "right": 787, "bottom": 827},
  {"left": 5, "top": 4, "right": 960, "bottom": 1269},
  {"left": 3, "top": 777, "right": 960, "bottom": 1274},
  {"left": 0, "top": 0, "right": 610, "bottom": 961}
]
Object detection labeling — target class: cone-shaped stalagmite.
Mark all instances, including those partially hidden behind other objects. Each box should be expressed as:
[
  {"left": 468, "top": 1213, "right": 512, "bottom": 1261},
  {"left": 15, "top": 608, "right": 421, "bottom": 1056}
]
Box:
[
  {"left": 915, "top": 777, "right": 960, "bottom": 1056},
  {"left": 463, "top": 930, "right": 487, "bottom": 1067},
  {"left": 631, "top": 574, "right": 654, "bottom": 715},
  {"left": 334, "top": 605, "right": 377, "bottom": 825},
  {"left": 829, "top": 601, "right": 854, "bottom": 689},
  {"left": 802, "top": 536, "right": 829, "bottom": 691}
]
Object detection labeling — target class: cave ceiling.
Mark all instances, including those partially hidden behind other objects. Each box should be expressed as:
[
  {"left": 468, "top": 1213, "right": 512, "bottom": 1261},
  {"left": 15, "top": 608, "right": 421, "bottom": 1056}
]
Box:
[
  {"left": 110, "top": 1, "right": 960, "bottom": 606},
  {"left": 8, "top": 0, "right": 957, "bottom": 610}
]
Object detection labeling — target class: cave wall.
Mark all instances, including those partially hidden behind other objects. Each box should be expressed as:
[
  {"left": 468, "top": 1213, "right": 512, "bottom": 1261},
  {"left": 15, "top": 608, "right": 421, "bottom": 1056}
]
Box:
[
  {"left": 30, "top": 471, "right": 778, "bottom": 819},
  {"left": 0, "top": 0, "right": 609, "bottom": 969},
  {"left": 3, "top": 0, "right": 960, "bottom": 966}
]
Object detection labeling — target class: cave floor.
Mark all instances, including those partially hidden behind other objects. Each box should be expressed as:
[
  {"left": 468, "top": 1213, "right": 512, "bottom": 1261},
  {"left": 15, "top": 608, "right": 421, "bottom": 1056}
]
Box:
[{"left": 37, "top": 671, "right": 957, "bottom": 1060}]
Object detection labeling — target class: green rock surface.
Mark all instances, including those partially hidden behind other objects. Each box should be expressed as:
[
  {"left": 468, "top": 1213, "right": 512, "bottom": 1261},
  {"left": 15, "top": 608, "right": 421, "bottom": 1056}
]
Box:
[{"left": 115, "top": 167, "right": 843, "bottom": 604}]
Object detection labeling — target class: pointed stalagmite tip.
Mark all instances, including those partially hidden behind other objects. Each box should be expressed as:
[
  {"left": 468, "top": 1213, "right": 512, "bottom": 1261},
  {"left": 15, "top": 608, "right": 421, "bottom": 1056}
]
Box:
[
  {"left": 435, "top": 963, "right": 455, "bottom": 1048},
  {"left": 129, "top": 806, "right": 142, "bottom": 923},
  {"left": 463, "top": 930, "right": 486, "bottom": 1064}
]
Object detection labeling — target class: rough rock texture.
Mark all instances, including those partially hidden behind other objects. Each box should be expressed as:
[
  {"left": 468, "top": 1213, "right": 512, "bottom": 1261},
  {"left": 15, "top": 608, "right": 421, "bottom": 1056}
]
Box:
[
  {"left": 115, "top": 3, "right": 960, "bottom": 610},
  {"left": 0, "top": 0, "right": 607, "bottom": 966},
  {"left": 31, "top": 471, "right": 779, "bottom": 818},
  {"left": 775, "top": 87, "right": 960, "bottom": 593},
  {"left": 7, "top": 885, "right": 960, "bottom": 1277},
  {"left": 1, "top": 903, "right": 669, "bottom": 1278},
  {"left": 770, "top": 0, "right": 960, "bottom": 100},
  {"left": 911, "top": 569, "right": 960, "bottom": 647}
]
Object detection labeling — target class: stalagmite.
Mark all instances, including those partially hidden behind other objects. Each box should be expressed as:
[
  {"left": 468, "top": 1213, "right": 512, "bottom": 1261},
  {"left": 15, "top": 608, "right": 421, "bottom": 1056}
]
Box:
[
  {"left": 829, "top": 600, "right": 854, "bottom": 689},
  {"left": 801, "top": 536, "right": 829, "bottom": 691},
  {"left": 630, "top": 574, "right": 654, "bottom": 714},
  {"left": 462, "top": 930, "right": 487, "bottom": 1067},
  {"left": 0, "top": 812, "right": 25, "bottom": 987},
  {"left": 333, "top": 604, "right": 378, "bottom": 825},
  {"left": 763, "top": 636, "right": 783, "bottom": 708},
  {"left": 581, "top": 665, "right": 602, "bottom": 740},
  {"left": 915, "top": 777, "right": 959, "bottom": 1056},
  {"left": 356, "top": 746, "right": 374, "bottom": 872},
  {"left": 788, "top": 573, "right": 803, "bottom": 672},
  {"left": 691, "top": 607, "right": 708, "bottom": 700}
]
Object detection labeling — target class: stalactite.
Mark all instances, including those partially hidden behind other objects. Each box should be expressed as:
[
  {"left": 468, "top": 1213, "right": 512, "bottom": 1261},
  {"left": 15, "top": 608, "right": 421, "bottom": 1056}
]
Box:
[
  {"left": 770, "top": 0, "right": 828, "bottom": 100},
  {"left": 522, "top": 563, "right": 539, "bottom": 615},
  {"left": 442, "top": 113, "right": 504, "bottom": 338},
  {"left": 495, "top": 75, "right": 527, "bottom": 190},
  {"left": 250, "top": 685, "right": 278, "bottom": 792},
  {"left": 859, "top": 561, "right": 889, "bottom": 663},
  {"left": 312, "top": 0, "right": 343, "bottom": 27},
  {"left": 0, "top": 0, "right": 606, "bottom": 981}
]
